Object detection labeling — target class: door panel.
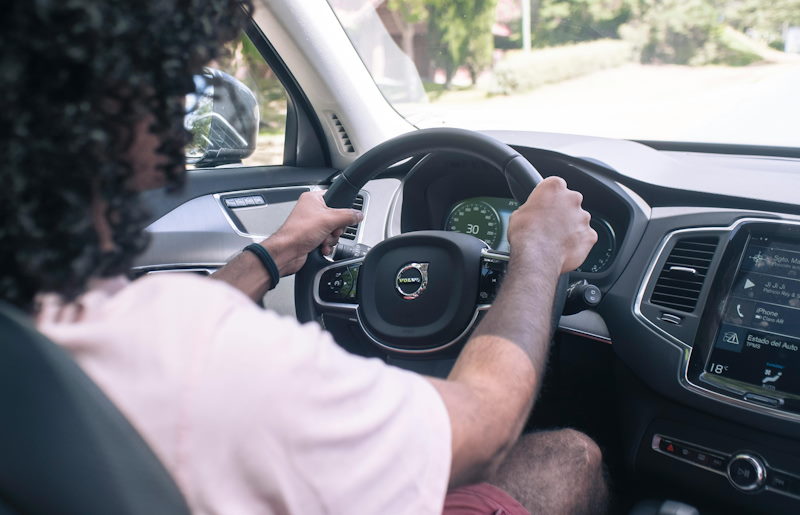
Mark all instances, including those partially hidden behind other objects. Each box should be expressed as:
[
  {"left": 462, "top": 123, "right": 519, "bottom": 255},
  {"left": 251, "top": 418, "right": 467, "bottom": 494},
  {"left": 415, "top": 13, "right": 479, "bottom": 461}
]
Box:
[{"left": 133, "top": 172, "right": 402, "bottom": 319}]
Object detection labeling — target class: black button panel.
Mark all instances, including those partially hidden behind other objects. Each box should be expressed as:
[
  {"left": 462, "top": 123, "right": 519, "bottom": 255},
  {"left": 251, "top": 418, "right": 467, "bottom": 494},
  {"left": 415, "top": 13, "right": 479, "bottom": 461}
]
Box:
[
  {"left": 768, "top": 472, "right": 795, "bottom": 492},
  {"left": 654, "top": 435, "right": 728, "bottom": 473},
  {"left": 653, "top": 435, "right": 800, "bottom": 500},
  {"left": 319, "top": 263, "right": 361, "bottom": 304}
]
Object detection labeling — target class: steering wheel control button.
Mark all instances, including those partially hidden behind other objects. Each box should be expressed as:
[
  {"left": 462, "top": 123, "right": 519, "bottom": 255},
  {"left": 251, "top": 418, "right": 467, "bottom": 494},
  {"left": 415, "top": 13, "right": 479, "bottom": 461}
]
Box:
[
  {"left": 727, "top": 454, "right": 766, "bottom": 491},
  {"left": 319, "top": 265, "right": 360, "bottom": 304},
  {"left": 395, "top": 263, "right": 429, "bottom": 299},
  {"left": 478, "top": 257, "right": 507, "bottom": 304},
  {"left": 564, "top": 280, "right": 602, "bottom": 315}
]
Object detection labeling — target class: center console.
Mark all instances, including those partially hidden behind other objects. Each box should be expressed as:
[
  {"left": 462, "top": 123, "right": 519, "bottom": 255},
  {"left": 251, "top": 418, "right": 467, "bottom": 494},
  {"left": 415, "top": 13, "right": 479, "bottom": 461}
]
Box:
[{"left": 631, "top": 218, "right": 800, "bottom": 512}]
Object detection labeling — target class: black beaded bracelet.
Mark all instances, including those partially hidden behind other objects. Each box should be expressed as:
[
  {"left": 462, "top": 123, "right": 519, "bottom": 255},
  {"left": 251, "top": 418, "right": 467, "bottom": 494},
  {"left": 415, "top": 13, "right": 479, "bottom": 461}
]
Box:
[{"left": 243, "top": 243, "right": 280, "bottom": 291}]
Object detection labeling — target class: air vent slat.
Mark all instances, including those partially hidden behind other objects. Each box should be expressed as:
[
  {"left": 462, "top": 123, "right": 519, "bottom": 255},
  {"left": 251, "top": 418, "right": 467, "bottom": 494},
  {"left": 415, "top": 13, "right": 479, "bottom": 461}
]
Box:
[
  {"left": 330, "top": 113, "right": 355, "bottom": 153},
  {"left": 654, "top": 285, "right": 703, "bottom": 296},
  {"left": 339, "top": 194, "right": 365, "bottom": 241},
  {"left": 650, "top": 236, "right": 719, "bottom": 313}
]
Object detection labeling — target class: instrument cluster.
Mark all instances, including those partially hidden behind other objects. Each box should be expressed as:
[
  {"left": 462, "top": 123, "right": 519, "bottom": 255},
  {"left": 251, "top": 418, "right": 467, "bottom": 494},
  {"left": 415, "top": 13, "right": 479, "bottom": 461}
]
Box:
[{"left": 444, "top": 196, "right": 617, "bottom": 273}]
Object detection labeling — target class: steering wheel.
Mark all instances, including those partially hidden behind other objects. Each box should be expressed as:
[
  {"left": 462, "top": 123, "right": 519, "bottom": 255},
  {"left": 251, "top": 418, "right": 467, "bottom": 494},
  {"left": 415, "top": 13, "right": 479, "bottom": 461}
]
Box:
[{"left": 295, "top": 127, "right": 568, "bottom": 355}]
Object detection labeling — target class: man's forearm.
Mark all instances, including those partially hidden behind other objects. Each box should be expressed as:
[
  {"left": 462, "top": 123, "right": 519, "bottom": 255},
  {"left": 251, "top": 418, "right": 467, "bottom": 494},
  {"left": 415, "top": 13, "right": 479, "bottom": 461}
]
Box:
[
  {"left": 442, "top": 248, "right": 562, "bottom": 484},
  {"left": 463, "top": 250, "right": 561, "bottom": 387},
  {"left": 211, "top": 235, "right": 297, "bottom": 302}
]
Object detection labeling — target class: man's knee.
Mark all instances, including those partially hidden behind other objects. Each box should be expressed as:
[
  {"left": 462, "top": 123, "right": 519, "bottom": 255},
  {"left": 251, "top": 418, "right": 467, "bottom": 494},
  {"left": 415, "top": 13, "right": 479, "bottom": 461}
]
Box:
[
  {"left": 490, "top": 429, "right": 608, "bottom": 514},
  {"left": 556, "top": 428, "right": 603, "bottom": 477},
  {"left": 510, "top": 428, "right": 603, "bottom": 477}
]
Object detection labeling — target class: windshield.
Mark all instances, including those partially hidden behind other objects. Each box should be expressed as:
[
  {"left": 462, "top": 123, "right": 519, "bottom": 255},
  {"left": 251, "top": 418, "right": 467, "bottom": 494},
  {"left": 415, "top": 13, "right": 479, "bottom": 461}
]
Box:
[{"left": 326, "top": 0, "right": 800, "bottom": 147}]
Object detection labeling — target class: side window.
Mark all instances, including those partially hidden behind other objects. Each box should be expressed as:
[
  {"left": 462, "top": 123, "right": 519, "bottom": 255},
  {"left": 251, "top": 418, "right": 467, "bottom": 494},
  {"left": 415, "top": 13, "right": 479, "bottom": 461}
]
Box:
[{"left": 190, "top": 33, "right": 289, "bottom": 168}]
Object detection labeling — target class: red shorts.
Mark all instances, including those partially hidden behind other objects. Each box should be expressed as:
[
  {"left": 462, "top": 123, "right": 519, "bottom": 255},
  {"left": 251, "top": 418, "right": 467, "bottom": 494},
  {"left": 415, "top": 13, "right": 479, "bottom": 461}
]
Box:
[{"left": 443, "top": 483, "right": 530, "bottom": 515}]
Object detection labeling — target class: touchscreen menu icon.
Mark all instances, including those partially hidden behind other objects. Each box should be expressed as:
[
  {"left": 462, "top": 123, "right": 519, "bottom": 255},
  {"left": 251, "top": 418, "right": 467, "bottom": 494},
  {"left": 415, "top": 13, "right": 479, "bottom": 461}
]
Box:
[
  {"left": 715, "top": 325, "right": 745, "bottom": 353},
  {"left": 723, "top": 331, "right": 740, "bottom": 346},
  {"left": 725, "top": 299, "right": 754, "bottom": 325},
  {"left": 761, "top": 363, "right": 785, "bottom": 389}
]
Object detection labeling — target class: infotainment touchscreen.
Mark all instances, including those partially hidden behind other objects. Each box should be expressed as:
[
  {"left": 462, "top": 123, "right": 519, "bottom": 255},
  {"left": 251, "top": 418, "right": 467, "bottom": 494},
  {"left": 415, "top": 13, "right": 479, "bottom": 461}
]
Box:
[{"left": 704, "top": 234, "right": 800, "bottom": 398}]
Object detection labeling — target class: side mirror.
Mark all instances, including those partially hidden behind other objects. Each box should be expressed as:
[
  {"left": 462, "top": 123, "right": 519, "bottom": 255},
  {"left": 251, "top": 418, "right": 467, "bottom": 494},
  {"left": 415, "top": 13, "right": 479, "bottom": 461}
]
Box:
[{"left": 184, "top": 68, "right": 259, "bottom": 167}]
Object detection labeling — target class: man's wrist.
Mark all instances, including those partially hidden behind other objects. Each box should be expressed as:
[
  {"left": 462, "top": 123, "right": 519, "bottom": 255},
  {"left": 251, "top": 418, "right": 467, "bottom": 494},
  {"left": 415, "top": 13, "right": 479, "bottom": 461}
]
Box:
[
  {"left": 259, "top": 232, "right": 299, "bottom": 277},
  {"left": 508, "top": 238, "right": 563, "bottom": 278}
]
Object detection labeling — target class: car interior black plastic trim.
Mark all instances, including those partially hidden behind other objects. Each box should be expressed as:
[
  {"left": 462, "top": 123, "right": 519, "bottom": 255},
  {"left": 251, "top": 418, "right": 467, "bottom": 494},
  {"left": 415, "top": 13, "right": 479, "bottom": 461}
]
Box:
[{"left": 636, "top": 140, "right": 800, "bottom": 160}]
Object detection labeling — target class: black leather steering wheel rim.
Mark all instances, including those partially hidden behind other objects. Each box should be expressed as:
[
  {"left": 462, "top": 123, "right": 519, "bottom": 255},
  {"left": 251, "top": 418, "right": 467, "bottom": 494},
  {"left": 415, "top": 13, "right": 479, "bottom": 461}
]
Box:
[
  {"left": 295, "top": 128, "right": 564, "bottom": 342},
  {"left": 322, "top": 127, "right": 542, "bottom": 209}
]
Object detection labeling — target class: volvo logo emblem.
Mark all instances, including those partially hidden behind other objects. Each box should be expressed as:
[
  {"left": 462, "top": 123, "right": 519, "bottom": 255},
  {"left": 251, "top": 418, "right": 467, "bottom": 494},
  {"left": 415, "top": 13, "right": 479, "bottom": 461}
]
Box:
[{"left": 395, "top": 262, "right": 429, "bottom": 299}]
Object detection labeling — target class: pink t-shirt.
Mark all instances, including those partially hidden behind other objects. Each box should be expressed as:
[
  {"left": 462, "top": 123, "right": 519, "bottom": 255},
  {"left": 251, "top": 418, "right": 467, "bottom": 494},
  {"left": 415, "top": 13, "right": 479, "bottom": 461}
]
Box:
[{"left": 36, "top": 274, "right": 452, "bottom": 514}]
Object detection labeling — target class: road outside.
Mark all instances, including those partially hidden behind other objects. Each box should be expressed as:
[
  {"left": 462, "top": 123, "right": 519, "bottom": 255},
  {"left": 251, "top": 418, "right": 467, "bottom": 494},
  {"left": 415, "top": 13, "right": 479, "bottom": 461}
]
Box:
[{"left": 402, "top": 61, "right": 800, "bottom": 148}]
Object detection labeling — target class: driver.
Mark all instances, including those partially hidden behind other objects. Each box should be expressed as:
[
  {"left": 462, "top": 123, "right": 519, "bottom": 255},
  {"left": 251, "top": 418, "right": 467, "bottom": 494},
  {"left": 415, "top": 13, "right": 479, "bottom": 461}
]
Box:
[{"left": 2, "top": 1, "right": 606, "bottom": 514}]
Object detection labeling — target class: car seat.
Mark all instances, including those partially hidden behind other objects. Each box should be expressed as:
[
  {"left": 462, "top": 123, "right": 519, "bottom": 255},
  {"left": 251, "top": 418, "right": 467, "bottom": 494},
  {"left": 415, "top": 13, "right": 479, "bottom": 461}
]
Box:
[{"left": 0, "top": 301, "right": 190, "bottom": 515}]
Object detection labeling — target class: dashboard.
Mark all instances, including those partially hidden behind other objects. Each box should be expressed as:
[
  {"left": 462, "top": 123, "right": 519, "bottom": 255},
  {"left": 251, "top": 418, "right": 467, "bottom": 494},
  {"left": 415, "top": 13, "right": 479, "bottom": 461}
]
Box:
[{"left": 384, "top": 137, "right": 800, "bottom": 512}]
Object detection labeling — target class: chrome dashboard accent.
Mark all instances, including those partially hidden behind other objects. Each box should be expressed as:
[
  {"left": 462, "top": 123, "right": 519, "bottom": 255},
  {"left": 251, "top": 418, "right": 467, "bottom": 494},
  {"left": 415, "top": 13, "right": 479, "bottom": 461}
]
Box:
[
  {"left": 132, "top": 264, "right": 223, "bottom": 276},
  {"left": 667, "top": 265, "right": 697, "bottom": 275},
  {"left": 635, "top": 217, "right": 800, "bottom": 423}
]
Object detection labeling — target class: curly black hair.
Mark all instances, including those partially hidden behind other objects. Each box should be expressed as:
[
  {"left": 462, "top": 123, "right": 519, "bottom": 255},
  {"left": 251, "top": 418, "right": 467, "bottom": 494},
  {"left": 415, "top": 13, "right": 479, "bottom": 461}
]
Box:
[{"left": 0, "top": 0, "right": 252, "bottom": 311}]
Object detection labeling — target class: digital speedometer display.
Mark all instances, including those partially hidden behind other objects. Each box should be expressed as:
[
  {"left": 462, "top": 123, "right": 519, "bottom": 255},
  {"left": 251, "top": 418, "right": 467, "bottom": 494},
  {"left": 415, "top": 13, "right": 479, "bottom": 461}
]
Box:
[{"left": 445, "top": 199, "right": 504, "bottom": 249}]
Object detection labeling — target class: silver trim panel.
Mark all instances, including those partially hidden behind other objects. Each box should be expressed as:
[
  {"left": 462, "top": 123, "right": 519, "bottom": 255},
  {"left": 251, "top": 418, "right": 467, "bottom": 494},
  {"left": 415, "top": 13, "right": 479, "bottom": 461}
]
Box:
[{"left": 133, "top": 263, "right": 223, "bottom": 276}]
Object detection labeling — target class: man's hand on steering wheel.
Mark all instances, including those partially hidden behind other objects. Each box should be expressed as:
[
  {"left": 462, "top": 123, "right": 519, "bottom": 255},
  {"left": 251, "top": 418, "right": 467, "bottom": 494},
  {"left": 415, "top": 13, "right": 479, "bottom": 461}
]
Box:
[
  {"left": 508, "top": 176, "right": 597, "bottom": 274},
  {"left": 263, "top": 191, "right": 364, "bottom": 276},
  {"left": 212, "top": 190, "right": 361, "bottom": 301}
]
